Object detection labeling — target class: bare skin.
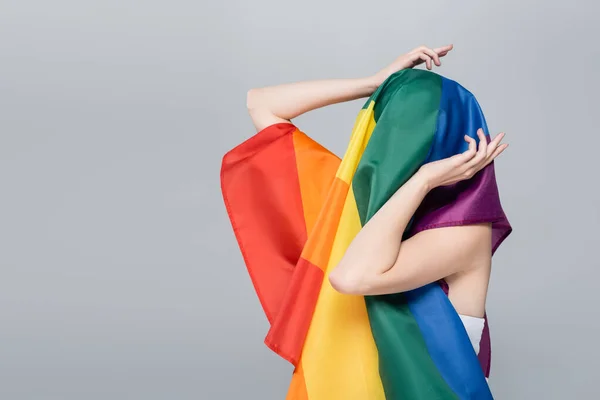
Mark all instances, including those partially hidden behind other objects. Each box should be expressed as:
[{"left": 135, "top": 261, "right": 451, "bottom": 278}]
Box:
[{"left": 247, "top": 44, "right": 508, "bottom": 319}]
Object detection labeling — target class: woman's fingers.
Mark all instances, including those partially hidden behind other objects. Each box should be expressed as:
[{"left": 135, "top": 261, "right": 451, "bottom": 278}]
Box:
[
  {"left": 419, "top": 46, "right": 442, "bottom": 66},
  {"left": 483, "top": 132, "right": 506, "bottom": 165},
  {"left": 416, "top": 53, "right": 433, "bottom": 70},
  {"left": 466, "top": 128, "right": 488, "bottom": 169},
  {"left": 477, "top": 128, "right": 489, "bottom": 157},
  {"left": 486, "top": 131, "right": 505, "bottom": 154},
  {"left": 487, "top": 143, "right": 508, "bottom": 163},
  {"left": 469, "top": 130, "right": 509, "bottom": 172},
  {"left": 433, "top": 44, "right": 454, "bottom": 55},
  {"left": 436, "top": 129, "right": 507, "bottom": 187},
  {"left": 407, "top": 45, "right": 451, "bottom": 69},
  {"left": 458, "top": 135, "right": 477, "bottom": 163}
]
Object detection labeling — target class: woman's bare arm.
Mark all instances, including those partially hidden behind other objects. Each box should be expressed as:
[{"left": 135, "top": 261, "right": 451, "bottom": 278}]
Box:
[
  {"left": 247, "top": 45, "right": 454, "bottom": 131},
  {"left": 329, "top": 129, "right": 508, "bottom": 296},
  {"left": 329, "top": 173, "right": 492, "bottom": 295},
  {"left": 247, "top": 77, "right": 379, "bottom": 131}
]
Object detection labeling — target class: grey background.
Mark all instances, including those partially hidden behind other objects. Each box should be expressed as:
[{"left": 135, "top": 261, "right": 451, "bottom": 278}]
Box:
[{"left": 0, "top": 0, "right": 598, "bottom": 399}]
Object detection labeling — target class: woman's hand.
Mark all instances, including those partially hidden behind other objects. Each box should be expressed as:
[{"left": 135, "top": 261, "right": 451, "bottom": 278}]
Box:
[
  {"left": 248, "top": 44, "right": 454, "bottom": 131},
  {"left": 370, "top": 44, "right": 454, "bottom": 87},
  {"left": 416, "top": 128, "right": 508, "bottom": 190}
]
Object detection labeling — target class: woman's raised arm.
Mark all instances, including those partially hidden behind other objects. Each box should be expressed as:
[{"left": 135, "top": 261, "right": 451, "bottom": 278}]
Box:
[
  {"left": 247, "top": 44, "right": 454, "bottom": 131},
  {"left": 329, "top": 128, "right": 508, "bottom": 296}
]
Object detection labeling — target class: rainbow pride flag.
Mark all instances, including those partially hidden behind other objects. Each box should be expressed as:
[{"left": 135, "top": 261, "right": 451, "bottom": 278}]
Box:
[{"left": 220, "top": 69, "right": 512, "bottom": 400}]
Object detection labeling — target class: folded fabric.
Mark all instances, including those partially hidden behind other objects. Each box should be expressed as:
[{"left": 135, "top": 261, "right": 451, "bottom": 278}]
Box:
[{"left": 220, "top": 68, "right": 512, "bottom": 400}]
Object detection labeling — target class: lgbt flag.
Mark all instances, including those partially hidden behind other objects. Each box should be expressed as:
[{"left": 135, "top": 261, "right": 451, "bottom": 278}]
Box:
[{"left": 220, "top": 69, "right": 512, "bottom": 400}]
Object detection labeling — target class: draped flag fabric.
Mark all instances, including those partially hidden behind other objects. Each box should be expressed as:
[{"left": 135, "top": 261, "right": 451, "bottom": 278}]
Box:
[{"left": 220, "top": 69, "right": 512, "bottom": 400}]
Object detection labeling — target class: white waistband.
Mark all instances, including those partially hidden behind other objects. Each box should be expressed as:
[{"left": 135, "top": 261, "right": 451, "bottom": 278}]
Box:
[{"left": 458, "top": 314, "right": 485, "bottom": 356}]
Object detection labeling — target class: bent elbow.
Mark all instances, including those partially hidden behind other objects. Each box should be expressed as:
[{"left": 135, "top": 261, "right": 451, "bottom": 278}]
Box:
[
  {"left": 246, "top": 88, "right": 262, "bottom": 111},
  {"left": 328, "top": 269, "right": 367, "bottom": 295}
]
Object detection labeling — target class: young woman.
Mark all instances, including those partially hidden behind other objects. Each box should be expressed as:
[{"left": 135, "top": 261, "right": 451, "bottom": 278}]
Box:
[{"left": 246, "top": 44, "right": 508, "bottom": 358}]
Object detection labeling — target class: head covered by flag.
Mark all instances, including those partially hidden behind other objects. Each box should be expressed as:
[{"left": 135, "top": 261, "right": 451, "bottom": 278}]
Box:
[{"left": 221, "top": 68, "right": 512, "bottom": 400}]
